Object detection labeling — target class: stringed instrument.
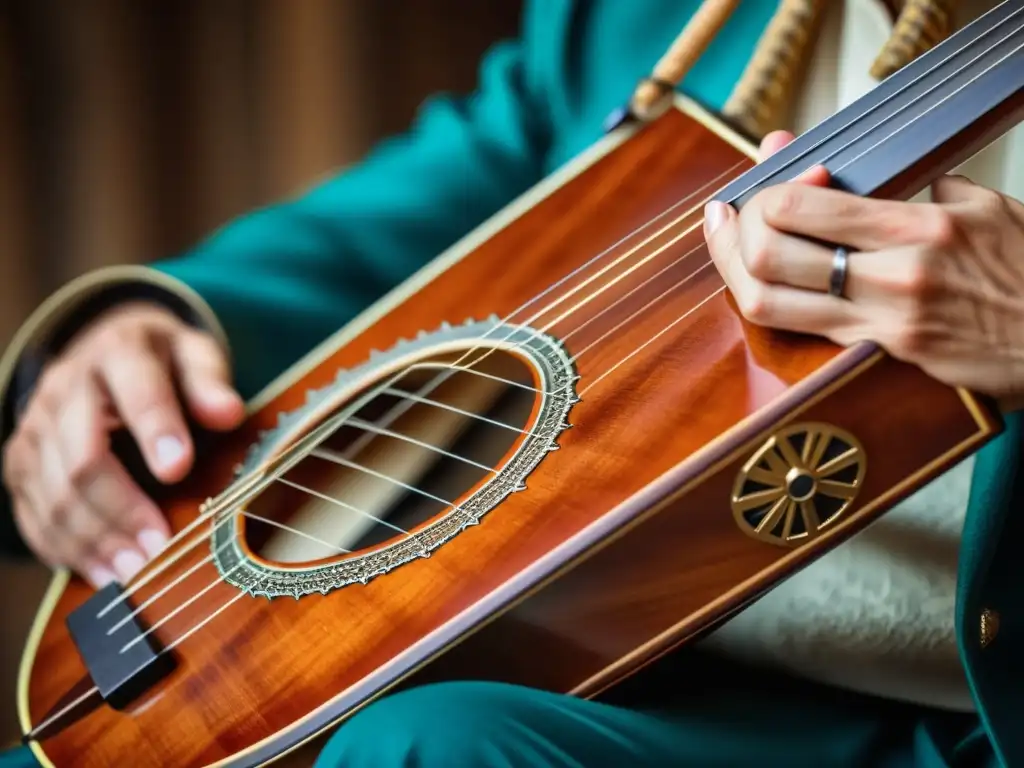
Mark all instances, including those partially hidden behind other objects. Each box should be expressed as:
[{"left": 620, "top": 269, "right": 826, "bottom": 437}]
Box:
[{"left": 15, "top": 2, "right": 1024, "bottom": 765}]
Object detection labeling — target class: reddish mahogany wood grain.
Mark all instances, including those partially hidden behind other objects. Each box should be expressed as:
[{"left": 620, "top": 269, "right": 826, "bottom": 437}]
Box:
[{"left": 23, "top": 107, "right": 999, "bottom": 768}]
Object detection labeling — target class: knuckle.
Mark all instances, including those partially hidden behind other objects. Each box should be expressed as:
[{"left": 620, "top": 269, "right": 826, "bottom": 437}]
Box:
[
  {"left": 63, "top": 539, "right": 98, "bottom": 571},
  {"left": 180, "top": 326, "right": 218, "bottom": 351},
  {"left": 743, "top": 239, "right": 776, "bottom": 281},
  {"left": 2, "top": 432, "right": 25, "bottom": 469},
  {"left": 14, "top": 396, "right": 47, "bottom": 439},
  {"left": 739, "top": 285, "right": 772, "bottom": 324},
  {"left": 762, "top": 186, "right": 801, "bottom": 222},
  {"left": 871, "top": 212, "right": 914, "bottom": 244},
  {"left": 885, "top": 325, "right": 920, "bottom": 359},
  {"left": 92, "top": 323, "right": 149, "bottom": 362},
  {"left": 885, "top": 316, "right": 932, "bottom": 360},
  {"left": 4, "top": 423, "right": 43, "bottom": 486},
  {"left": 178, "top": 330, "right": 229, "bottom": 377},
  {"left": 77, "top": 534, "right": 106, "bottom": 564},
  {"left": 890, "top": 251, "right": 936, "bottom": 298},
  {"left": 99, "top": 325, "right": 144, "bottom": 356},
  {"left": 47, "top": 485, "right": 79, "bottom": 531},
  {"left": 127, "top": 397, "right": 177, "bottom": 434},
  {"left": 34, "top": 518, "right": 64, "bottom": 553},
  {"left": 974, "top": 187, "right": 1006, "bottom": 214},
  {"left": 36, "top": 360, "right": 71, "bottom": 398},
  {"left": 2, "top": 443, "right": 25, "bottom": 487},
  {"left": 12, "top": 411, "right": 40, "bottom": 444},
  {"left": 921, "top": 208, "right": 958, "bottom": 247},
  {"left": 67, "top": 448, "right": 105, "bottom": 489},
  {"left": 12, "top": 516, "right": 53, "bottom": 567}
]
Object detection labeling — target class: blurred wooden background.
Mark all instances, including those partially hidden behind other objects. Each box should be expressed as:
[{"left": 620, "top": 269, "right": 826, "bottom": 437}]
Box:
[{"left": 0, "top": 0, "right": 522, "bottom": 740}]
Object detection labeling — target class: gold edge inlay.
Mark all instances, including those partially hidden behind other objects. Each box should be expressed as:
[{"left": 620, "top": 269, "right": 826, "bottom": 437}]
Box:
[{"left": 17, "top": 568, "right": 69, "bottom": 768}]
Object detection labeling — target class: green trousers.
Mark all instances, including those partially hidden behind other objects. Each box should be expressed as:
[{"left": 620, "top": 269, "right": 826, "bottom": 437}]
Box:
[{"left": 2, "top": 650, "right": 997, "bottom": 767}]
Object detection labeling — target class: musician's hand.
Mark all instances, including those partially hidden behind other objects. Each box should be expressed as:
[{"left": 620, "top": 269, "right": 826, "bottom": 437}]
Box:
[
  {"left": 704, "top": 130, "right": 1024, "bottom": 412},
  {"left": 2, "top": 303, "right": 245, "bottom": 587}
]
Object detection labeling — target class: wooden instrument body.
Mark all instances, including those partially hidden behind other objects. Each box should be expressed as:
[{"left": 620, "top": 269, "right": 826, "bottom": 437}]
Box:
[{"left": 18, "top": 97, "right": 999, "bottom": 767}]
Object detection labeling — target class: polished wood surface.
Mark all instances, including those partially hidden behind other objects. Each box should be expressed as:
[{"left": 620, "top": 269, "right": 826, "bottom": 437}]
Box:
[{"left": 21, "top": 104, "right": 999, "bottom": 767}]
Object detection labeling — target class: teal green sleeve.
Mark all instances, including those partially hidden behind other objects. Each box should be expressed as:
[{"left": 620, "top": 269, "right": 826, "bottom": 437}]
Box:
[{"left": 154, "top": 36, "right": 552, "bottom": 399}]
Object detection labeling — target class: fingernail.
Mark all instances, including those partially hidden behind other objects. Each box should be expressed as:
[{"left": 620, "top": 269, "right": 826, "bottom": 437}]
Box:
[
  {"left": 87, "top": 565, "right": 117, "bottom": 589},
  {"left": 212, "top": 387, "right": 243, "bottom": 411},
  {"left": 138, "top": 529, "right": 168, "bottom": 559},
  {"left": 704, "top": 202, "right": 727, "bottom": 236},
  {"left": 112, "top": 549, "right": 146, "bottom": 583},
  {"left": 155, "top": 435, "right": 185, "bottom": 468}
]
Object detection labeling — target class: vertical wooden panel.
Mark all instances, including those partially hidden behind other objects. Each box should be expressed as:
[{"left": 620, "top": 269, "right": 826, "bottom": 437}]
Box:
[
  {"left": 176, "top": 0, "right": 260, "bottom": 246},
  {"left": 254, "top": 0, "right": 367, "bottom": 201},
  {"left": 57, "top": 0, "right": 155, "bottom": 277},
  {"left": 0, "top": 11, "right": 36, "bottom": 340},
  {"left": 0, "top": 8, "right": 53, "bottom": 745}
]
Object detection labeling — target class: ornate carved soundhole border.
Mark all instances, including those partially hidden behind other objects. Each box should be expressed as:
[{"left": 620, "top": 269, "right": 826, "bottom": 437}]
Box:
[
  {"left": 731, "top": 422, "right": 866, "bottom": 547},
  {"left": 211, "top": 317, "right": 579, "bottom": 599}
]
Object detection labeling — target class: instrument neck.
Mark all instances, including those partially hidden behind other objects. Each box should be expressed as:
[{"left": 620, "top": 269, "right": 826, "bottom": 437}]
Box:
[{"left": 715, "top": 0, "right": 1024, "bottom": 208}]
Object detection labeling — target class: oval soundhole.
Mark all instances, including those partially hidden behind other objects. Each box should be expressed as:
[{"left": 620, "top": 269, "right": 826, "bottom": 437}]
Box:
[
  {"left": 241, "top": 350, "right": 538, "bottom": 566},
  {"left": 213, "top": 318, "right": 577, "bottom": 598}
]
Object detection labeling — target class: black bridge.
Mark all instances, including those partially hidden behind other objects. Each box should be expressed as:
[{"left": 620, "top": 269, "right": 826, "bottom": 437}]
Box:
[
  {"left": 23, "top": 583, "right": 177, "bottom": 744},
  {"left": 65, "top": 582, "right": 176, "bottom": 710}
]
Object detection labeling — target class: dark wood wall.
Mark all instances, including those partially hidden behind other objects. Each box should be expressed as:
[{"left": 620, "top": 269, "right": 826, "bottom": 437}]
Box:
[{"left": 0, "top": 0, "right": 522, "bottom": 343}]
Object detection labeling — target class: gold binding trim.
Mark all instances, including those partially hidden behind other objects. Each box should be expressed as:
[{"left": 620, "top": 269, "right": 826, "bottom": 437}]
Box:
[
  {"left": 16, "top": 92, "right": 997, "bottom": 768},
  {"left": 731, "top": 422, "right": 866, "bottom": 547}
]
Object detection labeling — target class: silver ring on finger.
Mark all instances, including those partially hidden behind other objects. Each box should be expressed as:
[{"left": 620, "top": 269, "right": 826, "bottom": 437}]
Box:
[{"left": 829, "top": 246, "right": 850, "bottom": 299}]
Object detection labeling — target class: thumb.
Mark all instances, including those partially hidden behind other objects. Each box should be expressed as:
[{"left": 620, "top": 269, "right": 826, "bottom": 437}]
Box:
[
  {"left": 703, "top": 200, "right": 741, "bottom": 273},
  {"left": 171, "top": 330, "right": 246, "bottom": 431}
]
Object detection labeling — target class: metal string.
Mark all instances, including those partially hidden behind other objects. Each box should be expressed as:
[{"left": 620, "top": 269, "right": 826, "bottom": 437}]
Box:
[
  {"left": 92, "top": 160, "right": 743, "bottom": 621},
  {"left": 583, "top": 26, "right": 1024, "bottom": 395}
]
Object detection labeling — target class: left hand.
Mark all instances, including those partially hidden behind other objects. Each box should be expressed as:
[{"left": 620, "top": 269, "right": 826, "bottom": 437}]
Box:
[{"left": 703, "top": 131, "right": 1024, "bottom": 412}]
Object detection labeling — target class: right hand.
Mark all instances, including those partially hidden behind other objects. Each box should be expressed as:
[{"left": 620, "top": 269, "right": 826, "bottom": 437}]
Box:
[{"left": 2, "top": 302, "right": 246, "bottom": 588}]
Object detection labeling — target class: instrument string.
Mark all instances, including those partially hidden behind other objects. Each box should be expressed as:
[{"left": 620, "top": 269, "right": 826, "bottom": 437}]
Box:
[
  {"left": 436, "top": 2, "right": 1022, "bottom": 378},
  {"left": 92, "top": 158, "right": 741, "bottom": 621},
  {"left": 583, "top": 24, "right": 1024, "bottom": 396},
  {"left": 96, "top": 15, "right": 1023, "bottom": 655},
  {"left": 104, "top": 207, "right": 716, "bottom": 626},
  {"left": 450, "top": 5, "right": 1024, "bottom": 383},
  {"left": 367, "top": 4, "right": 1024, "bottom": 428},
  {"left": 109, "top": 490, "right": 365, "bottom": 636}
]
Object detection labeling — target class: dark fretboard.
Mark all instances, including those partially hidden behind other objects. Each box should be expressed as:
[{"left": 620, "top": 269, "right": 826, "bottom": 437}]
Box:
[{"left": 715, "top": 0, "right": 1024, "bottom": 209}]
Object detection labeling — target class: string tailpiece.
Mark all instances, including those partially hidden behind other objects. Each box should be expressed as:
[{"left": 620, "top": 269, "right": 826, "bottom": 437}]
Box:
[{"left": 65, "top": 582, "right": 176, "bottom": 710}]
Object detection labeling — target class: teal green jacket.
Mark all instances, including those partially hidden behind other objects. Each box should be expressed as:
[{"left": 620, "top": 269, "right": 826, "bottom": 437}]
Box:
[
  {"left": 1, "top": 1, "right": 1021, "bottom": 764},
  {"left": 153, "top": 1, "right": 779, "bottom": 400}
]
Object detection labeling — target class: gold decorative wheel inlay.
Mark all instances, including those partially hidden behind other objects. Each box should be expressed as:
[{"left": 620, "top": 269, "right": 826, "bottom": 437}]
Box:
[{"left": 731, "top": 422, "right": 866, "bottom": 547}]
